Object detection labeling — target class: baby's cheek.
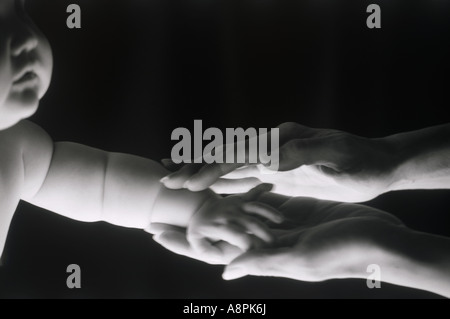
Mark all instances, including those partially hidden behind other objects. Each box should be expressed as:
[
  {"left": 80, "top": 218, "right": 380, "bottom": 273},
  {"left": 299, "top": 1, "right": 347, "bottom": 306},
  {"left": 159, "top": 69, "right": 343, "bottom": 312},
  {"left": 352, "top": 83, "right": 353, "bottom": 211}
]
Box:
[{"left": 34, "top": 33, "right": 53, "bottom": 99}]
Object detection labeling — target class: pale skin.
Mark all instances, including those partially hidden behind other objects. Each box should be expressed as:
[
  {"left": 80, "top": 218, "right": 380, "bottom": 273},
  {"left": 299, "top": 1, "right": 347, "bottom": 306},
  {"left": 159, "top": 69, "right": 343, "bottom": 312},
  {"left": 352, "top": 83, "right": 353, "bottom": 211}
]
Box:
[
  {"left": 158, "top": 101, "right": 450, "bottom": 296},
  {"left": 3, "top": 0, "right": 449, "bottom": 298},
  {"left": 150, "top": 194, "right": 450, "bottom": 298},
  {"left": 162, "top": 122, "right": 450, "bottom": 202},
  {"left": 0, "top": 0, "right": 282, "bottom": 262},
  {"left": 225, "top": 195, "right": 450, "bottom": 298},
  {"left": 157, "top": 123, "right": 450, "bottom": 297}
]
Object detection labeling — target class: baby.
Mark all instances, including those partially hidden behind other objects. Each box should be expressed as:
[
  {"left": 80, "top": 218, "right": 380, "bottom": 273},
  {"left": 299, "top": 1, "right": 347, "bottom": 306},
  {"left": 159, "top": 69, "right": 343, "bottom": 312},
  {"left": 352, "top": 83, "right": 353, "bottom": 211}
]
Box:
[{"left": 0, "top": 0, "right": 282, "bottom": 265}]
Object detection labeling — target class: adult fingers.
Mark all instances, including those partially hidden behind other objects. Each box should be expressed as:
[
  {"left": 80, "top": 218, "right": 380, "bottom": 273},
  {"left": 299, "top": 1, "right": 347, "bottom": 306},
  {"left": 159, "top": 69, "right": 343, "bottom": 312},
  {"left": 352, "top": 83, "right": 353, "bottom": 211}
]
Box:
[
  {"left": 183, "top": 163, "right": 245, "bottom": 191},
  {"left": 161, "top": 158, "right": 183, "bottom": 172},
  {"left": 209, "top": 177, "right": 262, "bottom": 194},
  {"left": 161, "top": 124, "right": 296, "bottom": 191},
  {"left": 160, "top": 163, "right": 203, "bottom": 189},
  {"left": 222, "top": 165, "right": 262, "bottom": 179},
  {"left": 222, "top": 247, "right": 292, "bottom": 280},
  {"left": 183, "top": 127, "right": 284, "bottom": 189},
  {"left": 240, "top": 183, "right": 274, "bottom": 201},
  {"left": 237, "top": 215, "right": 275, "bottom": 244},
  {"left": 242, "top": 201, "right": 284, "bottom": 224}
]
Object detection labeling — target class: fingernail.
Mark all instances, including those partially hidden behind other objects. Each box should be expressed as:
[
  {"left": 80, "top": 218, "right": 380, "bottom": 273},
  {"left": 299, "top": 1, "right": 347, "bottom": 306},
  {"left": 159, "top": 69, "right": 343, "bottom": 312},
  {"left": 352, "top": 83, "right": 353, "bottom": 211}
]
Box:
[
  {"left": 267, "top": 234, "right": 276, "bottom": 244},
  {"left": 222, "top": 266, "right": 246, "bottom": 280},
  {"left": 160, "top": 177, "right": 169, "bottom": 183},
  {"left": 152, "top": 234, "right": 161, "bottom": 242},
  {"left": 276, "top": 215, "right": 284, "bottom": 223},
  {"left": 183, "top": 180, "right": 192, "bottom": 189}
]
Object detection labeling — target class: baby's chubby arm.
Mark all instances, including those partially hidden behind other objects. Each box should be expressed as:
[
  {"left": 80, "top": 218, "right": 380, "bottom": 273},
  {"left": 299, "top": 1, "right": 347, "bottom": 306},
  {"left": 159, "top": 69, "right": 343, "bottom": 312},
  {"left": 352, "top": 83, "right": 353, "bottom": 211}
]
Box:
[
  {"left": 18, "top": 121, "right": 213, "bottom": 230},
  {"left": 10, "top": 121, "right": 279, "bottom": 262}
]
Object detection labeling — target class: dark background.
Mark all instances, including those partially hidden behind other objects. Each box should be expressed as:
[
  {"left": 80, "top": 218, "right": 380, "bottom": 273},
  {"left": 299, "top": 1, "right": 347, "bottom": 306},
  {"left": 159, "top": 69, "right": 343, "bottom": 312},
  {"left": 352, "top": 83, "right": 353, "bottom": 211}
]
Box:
[{"left": 0, "top": 0, "right": 449, "bottom": 298}]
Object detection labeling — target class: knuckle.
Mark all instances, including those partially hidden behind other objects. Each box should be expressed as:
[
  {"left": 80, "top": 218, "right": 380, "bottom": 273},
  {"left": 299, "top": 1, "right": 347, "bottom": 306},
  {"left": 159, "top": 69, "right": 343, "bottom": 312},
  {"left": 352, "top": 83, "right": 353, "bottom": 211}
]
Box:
[
  {"left": 285, "top": 139, "right": 302, "bottom": 155},
  {"left": 217, "top": 221, "right": 236, "bottom": 230},
  {"left": 240, "top": 237, "right": 253, "bottom": 250},
  {"left": 243, "top": 200, "right": 257, "bottom": 208},
  {"left": 334, "top": 133, "right": 355, "bottom": 150}
]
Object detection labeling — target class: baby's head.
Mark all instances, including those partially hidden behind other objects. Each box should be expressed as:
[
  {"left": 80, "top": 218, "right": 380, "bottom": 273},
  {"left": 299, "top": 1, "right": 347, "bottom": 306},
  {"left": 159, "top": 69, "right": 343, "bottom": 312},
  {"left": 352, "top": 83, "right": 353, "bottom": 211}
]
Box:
[{"left": 0, "top": 0, "right": 52, "bottom": 130}]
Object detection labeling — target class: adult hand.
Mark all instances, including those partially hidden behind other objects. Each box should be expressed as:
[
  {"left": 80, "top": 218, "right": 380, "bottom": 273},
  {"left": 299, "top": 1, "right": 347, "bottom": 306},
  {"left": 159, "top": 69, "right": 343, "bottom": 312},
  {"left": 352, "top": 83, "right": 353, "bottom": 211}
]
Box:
[
  {"left": 221, "top": 195, "right": 450, "bottom": 298},
  {"left": 222, "top": 196, "right": 404, "bottom": 281},
  {"left": 161, "top": 122, "right": 399, "bottom": 202}
]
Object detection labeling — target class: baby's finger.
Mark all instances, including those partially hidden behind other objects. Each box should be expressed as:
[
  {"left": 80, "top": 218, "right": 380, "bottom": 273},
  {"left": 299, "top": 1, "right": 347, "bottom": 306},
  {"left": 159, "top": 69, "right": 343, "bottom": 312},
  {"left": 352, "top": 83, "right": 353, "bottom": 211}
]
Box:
[
  {"left": 160, "top": 163, "right": 203, "bottom": 189},
  {"left": 242, "top": 202, "right": 284, "bottom": 224},
  {"left": 240, "top": 183, "right": 273, "bottom": 201},
  {"left": 186, "top": 235, "right": 223, "bottom": 264},
  {"left": 191, "top": 223, "right": 253, "bottom": 252},
  {"left": 153, "top": 230, "right": 193, "bottom": 257},
  {"left": 237, "top": 216, "right": 275, "bottom": 244},
  {"left": 209, "top": 241, "right": 244, "bottom": 264},
  {"left": 209, "top": 177, "right": 262, "bottom": 194}
]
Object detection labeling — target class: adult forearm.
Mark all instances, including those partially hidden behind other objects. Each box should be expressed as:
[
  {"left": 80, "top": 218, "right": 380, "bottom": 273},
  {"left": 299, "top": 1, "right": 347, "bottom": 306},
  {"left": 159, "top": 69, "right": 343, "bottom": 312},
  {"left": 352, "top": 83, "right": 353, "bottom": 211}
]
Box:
[
  {"left": 352, "top": 225, "right": 450, "bottom": 298},
  {"left": 386, "top": 123, "right": 450, "bottom": 191}
]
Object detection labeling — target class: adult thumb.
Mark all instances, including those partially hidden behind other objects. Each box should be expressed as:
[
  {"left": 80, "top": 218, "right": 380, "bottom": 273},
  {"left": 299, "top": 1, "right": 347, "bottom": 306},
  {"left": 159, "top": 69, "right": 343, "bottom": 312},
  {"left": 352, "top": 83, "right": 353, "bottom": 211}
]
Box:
[{"left": 222, "top": 247, "right": 289, "bottom": 280}]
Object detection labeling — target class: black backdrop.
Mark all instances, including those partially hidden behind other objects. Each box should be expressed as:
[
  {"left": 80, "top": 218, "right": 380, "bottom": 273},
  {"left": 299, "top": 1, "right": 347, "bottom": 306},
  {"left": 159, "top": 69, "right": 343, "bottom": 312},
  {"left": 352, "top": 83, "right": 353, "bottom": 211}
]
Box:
[{"left": 0, "top": 0, "right": 449, "bottom": 298}]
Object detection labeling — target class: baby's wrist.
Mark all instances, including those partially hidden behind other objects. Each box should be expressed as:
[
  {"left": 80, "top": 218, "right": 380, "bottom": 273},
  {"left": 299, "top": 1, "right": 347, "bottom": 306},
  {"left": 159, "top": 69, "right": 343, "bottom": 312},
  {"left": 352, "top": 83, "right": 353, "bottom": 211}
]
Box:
[
  {"left": 150, "top": 185, "right": 220, "bottom": 228},
  {"left": 186, "top": 195, "right": 220, "bottom": 229}
]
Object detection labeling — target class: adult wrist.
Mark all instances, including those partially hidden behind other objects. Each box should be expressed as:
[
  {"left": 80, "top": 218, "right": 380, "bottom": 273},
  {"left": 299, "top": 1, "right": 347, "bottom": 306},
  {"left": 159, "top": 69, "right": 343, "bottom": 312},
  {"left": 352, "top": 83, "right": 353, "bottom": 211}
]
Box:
[
  {"left": 379, "top": 133, "right": 416, "bottom": 192},
  {"left": 367, "top": 135, "right": 406, "bottom": 193}
]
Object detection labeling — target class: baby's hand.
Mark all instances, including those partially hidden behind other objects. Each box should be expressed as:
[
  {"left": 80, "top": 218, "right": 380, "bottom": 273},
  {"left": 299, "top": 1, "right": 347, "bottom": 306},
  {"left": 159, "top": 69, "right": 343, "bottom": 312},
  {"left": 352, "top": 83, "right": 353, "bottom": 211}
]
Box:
[{"left": 187, "top": 184, "right": 283, "bottom": 263}]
